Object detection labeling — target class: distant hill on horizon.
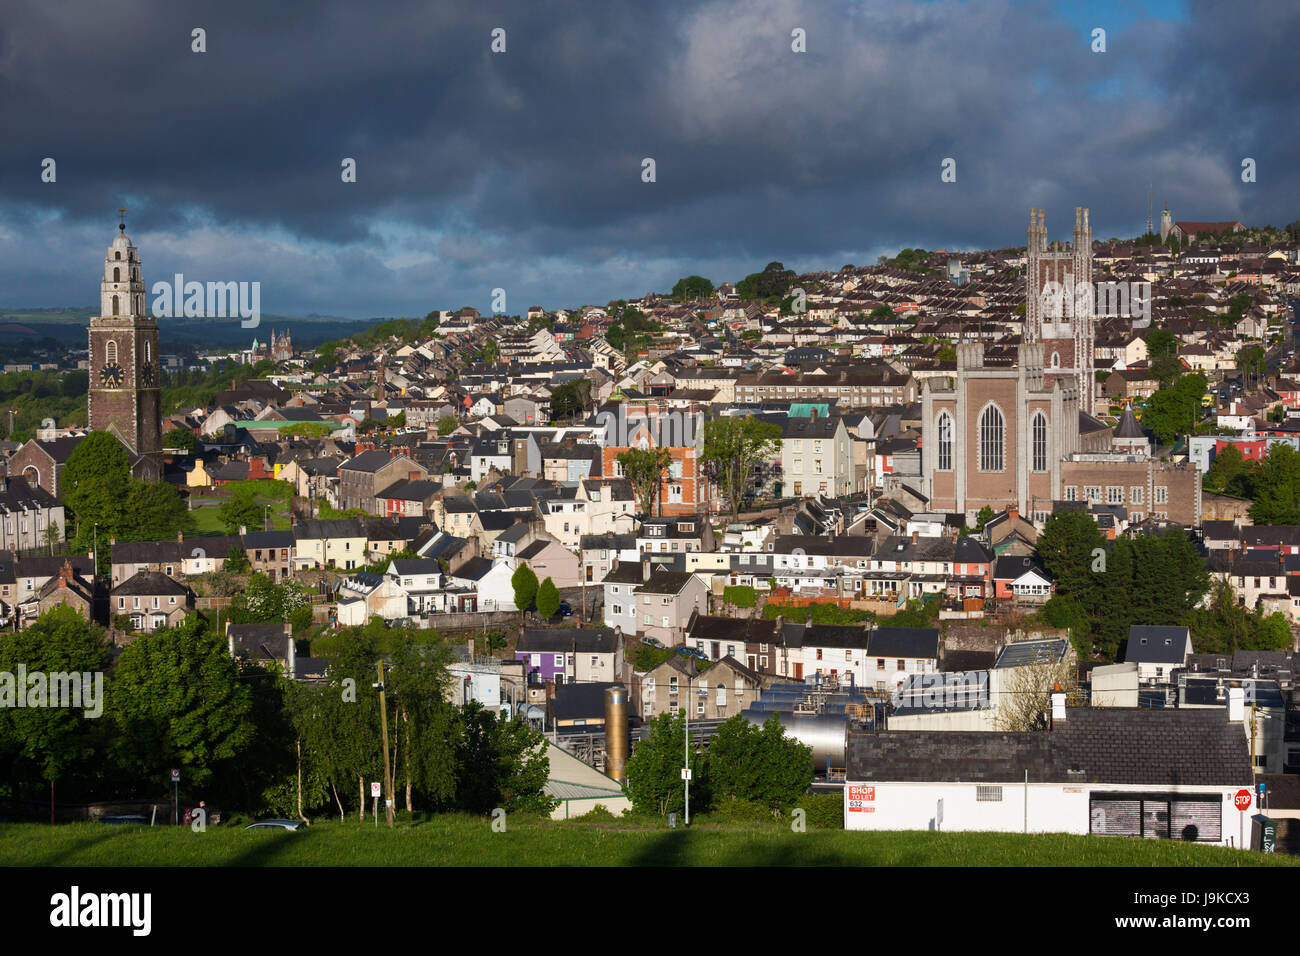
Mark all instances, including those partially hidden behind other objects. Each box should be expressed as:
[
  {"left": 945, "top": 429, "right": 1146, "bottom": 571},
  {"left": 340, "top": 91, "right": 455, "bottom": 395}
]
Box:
[{"left": 0, "top": 308, "right": 387, "bottom": 351}]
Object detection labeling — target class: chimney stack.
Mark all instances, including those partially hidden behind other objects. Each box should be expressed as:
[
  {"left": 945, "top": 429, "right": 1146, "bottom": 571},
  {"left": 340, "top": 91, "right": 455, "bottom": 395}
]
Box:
[
  {"left": 1050, "top": 683, "right": 1066, "bottom": 725},
  {"left": 642, "top": 559, "right": 652, "bottom": 582}
]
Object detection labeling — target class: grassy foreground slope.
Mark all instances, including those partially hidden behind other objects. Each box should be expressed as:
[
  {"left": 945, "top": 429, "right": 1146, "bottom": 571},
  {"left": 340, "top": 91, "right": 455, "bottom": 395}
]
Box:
[{"left": 0, "top": 817, "right": 1294, "bottom": 867}]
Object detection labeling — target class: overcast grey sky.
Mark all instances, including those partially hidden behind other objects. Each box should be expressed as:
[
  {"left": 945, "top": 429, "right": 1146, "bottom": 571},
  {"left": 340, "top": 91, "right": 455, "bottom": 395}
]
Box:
[{"left": 1, "top": 0, "right": 1293, "bottom": 318}]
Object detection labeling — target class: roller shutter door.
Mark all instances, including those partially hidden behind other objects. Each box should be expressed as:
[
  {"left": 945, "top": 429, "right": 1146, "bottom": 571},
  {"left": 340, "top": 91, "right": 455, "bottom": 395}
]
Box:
[
  {"left": 1090, "top": 798, "right": 1141, "bottom": 836},
  {"left": 1171, "top": 799, "right": 1221, "bottom": 842},
  {"left": 1090, "top": 794, "right": 1222, "bottom": 841}
]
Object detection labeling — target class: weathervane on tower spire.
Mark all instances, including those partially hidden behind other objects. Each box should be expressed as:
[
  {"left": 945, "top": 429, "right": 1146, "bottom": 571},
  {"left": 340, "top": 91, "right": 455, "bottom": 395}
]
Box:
[{"left": 118, "top": 207, "right": 127, "bottom": 232}]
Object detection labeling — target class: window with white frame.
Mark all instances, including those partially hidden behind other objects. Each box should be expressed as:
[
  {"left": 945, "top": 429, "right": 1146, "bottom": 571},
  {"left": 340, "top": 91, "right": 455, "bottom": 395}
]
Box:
[
  {"left": 1130, "top": 486, "right": 1144, "bottom": 505},
  {"left": 1155, "top": 485, "right": 1168, "bottom": 505}
]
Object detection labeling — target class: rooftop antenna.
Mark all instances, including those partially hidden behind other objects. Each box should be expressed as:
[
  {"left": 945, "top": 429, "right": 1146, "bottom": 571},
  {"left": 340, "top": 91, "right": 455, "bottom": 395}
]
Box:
[
  {"left": 1146, "top": 185, "right": 1152, "bottom": 236},
  {"left": 118, "top": 207, "right": 128, "bottom": 233}
]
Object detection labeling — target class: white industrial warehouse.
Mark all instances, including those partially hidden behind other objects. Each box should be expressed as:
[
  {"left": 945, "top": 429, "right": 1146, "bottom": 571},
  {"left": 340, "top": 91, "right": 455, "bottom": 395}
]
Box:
[{"left": 844, "top": 697, "right": 1255, "bottom": 846}]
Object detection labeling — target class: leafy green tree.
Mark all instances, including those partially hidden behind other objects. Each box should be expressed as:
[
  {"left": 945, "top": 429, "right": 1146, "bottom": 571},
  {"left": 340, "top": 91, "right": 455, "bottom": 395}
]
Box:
[
  {"left": 218, "top": 488, "right": 264, "bottom": 533},
  {"left": 1149, "top": 353, "right": 1186, "bottom": 389},
  {"left": 0, "top": 607, "right": 111, "bottom": 809},
  {"left": 702, "top": 416, "right": 783, "bottom": 512},
  {"left": 388, "top": 637, "right": 459, "bottom": 811},
  {"left": 625, "top": 711, "right": 703, "bottom": 816},
  {"left": 62, "top": 432, "right": 130, "bottom": 548},
  {"left": 671, "top": 275, "right": 714, "bottom": 301},
  {"left": 616, "top": 447, "right": 673, "bottom": 516},
  {"left": 549, "top": 379, "right": 592, "bottom": 420},
  {"left": 42, "top": 520, "right": 61, "bottom": 554},
  {"left": 1144, "top": 328, "right": 1178, "bottom": 358},
  {"left": 1249, "top": 443, "right": 1300, "bottom": 525},
  {"left": 223, "top": 547, "right": 251, "bottom": 573},
  {"left": 1237, "top": 343, "right": 1266, "bottom": 389},
  {"left": 1141, "top": 373, "right": 1206, "bottom": 445},
  {"left": 1036, "top": 510, "right": 1107, "bottom": 611},
  {"left": 1042, "top": 594, "right": 1092, "bottom": 657},
  {"left": 437, "top": 415, "right": 459, "bottom": 436},
  {"left": 706, "top": 714, "right": 813, "bottom": 811},
  {"left": 974, "top": 505, "right": 996, "bottom": 533},
  {"left": 736, "top": 262, "right": 796, "bottom": 301},
  {"left": 107, "top": 616, "right": 256, "bottom": 791},
  {"left": 227, "top": 573, "right": 310, "bottom": 625},
  {"left": 122, "top": 479, "right": 194, "bottom": 541},
  {"left": 163, "top": 428, "right": 196, "bottom": 451},
  {"left": 1204, "top": 443, "right": 1255, "bottom": 497},
  {"left": 453, "top": 703, "right": 553, "bottom": 814},
  {"left": 1095, "top": 538, "right": 1135, "bottom": 660},
  {"left": 512, "top": 564, "right": 539, "bottom": 616},
  {"left": 536, "top": 577, "right": 560, "bottom": 619},
  {"left": 1189, "top": 579, "right": 1291, "bottom": 654},
  {"left": 1127, "top": 528, "right": 1209, "bottom": 627}
]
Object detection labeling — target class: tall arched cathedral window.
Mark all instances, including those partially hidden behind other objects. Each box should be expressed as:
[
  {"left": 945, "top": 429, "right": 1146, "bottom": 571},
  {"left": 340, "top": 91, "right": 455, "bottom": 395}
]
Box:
[
  {"left": 1032, "top": 412, "right": 1049, "bottom": 472},
  {"left": 936, "top": 412, "right": 953, "bottom": 471},
  {"left": 978, "top": 404, "right": 1004, "bottom": 472}
]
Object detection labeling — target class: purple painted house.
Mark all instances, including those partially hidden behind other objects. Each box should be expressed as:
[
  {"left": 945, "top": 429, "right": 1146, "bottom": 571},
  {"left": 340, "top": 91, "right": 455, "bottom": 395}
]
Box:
[{"left": 516, "top": 627, "right": 623, "bottom": 686}]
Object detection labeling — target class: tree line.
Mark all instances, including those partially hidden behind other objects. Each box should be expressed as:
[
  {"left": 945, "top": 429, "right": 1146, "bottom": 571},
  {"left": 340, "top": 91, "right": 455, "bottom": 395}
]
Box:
[
  {"left": 0, "top": 607, "right": 553, "bottom": 821},
  {"left": 1038, "top": 510, "right": 1288, "bottom": 659}
]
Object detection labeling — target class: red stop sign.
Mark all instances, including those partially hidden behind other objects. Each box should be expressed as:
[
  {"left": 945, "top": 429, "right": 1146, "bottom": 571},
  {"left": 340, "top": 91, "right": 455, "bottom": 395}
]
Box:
[{"left": 1234, "top": 789, "right": 1252, "bottom": 811}]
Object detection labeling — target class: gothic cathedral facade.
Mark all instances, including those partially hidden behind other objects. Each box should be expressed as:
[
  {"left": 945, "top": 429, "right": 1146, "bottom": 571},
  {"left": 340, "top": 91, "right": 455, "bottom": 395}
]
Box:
[
  {"left": 87, "top": 223, "right": 162, "bottom": 458},
  {"left": 918, "top": 206, "right": 1200, "bottom": 526}
]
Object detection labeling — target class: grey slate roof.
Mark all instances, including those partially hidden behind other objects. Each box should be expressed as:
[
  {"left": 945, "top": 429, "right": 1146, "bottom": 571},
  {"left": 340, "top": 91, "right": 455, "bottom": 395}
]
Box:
[
  {"left": 112, "top": 570, "right": 191, "bottom": 596},
  {"left": 1124, "top": 626, "right": 1192, "bottom": 664},
  {"left": 519, "top": 628, "right": 619, "bottom": 654},
  {"left": 868, "top": 627, "right": 940, "bottom": 659},
  {"left": 552, "top": 681, "right": 621, "bottom": 721},
  {"left": 847, "top": 708, "right": 1251, "bottom": 785}
]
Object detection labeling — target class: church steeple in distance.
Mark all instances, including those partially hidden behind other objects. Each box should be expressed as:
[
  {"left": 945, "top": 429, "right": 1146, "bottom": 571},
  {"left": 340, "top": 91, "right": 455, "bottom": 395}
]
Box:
[{"left": 87, "top": 214, "right": 162, "bottom": 457}]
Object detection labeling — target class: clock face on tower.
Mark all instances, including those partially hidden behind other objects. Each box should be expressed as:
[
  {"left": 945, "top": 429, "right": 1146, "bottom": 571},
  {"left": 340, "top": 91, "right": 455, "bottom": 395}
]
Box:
[
  {"left": 141, "top": 362, "right": 156, "bottom": 386},
  {"left": 99, "top": 362, "right": 125, "bottom": 388}
]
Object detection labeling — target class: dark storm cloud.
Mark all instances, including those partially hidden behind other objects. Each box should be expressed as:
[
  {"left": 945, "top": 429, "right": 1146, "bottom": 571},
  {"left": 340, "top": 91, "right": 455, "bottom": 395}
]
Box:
[{"left": 0, "top": 0, "right": 1296, "bottom": 317}]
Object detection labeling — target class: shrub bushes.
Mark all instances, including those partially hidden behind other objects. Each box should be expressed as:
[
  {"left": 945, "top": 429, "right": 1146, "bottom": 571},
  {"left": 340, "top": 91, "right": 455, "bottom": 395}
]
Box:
[{"left": 795, "top": 791, "right": 843, "bottom": 829}]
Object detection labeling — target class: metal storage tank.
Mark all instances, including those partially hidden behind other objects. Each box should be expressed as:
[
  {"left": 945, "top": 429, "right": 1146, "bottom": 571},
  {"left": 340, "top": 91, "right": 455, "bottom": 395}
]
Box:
[
  {"left": 742, "top": 710, "right": 847, "bottom": 775},
  {"left": 604, "top": 686, "right": 630, "bottom": 784}
]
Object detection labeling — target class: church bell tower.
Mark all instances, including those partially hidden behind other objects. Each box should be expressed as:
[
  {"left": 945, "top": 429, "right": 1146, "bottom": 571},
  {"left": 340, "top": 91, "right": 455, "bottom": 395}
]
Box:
[{"left": 87, "top": 213, "right": 162, "bottom": 457}]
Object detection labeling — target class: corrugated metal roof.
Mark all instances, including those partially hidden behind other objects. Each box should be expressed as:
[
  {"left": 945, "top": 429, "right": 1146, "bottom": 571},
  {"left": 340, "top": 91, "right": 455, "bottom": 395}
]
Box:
[{"left": 545, "top": 780, "right": 626, "bottom": 800}]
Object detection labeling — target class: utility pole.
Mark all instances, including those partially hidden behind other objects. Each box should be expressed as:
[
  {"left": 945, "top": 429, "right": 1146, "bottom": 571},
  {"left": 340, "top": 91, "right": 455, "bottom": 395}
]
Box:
[
  {"left": 1250, "top": 699, "right": 1258, "bottom": 791},
  {"left": 376, "top": 660, "right": 394, "bottom": 827},
  {"left": 684, "top": 673, "right": 692, "bottom": 826}
]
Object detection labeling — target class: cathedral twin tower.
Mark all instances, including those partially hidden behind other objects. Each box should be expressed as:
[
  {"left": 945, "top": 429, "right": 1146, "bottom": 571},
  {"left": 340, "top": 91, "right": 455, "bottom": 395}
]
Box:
[
  {"left": 1024, "top": 206, "right": 1095, "bottom": 414},
  {"left": 920, "top": 206, "right": 1098, "bottom": 523}
]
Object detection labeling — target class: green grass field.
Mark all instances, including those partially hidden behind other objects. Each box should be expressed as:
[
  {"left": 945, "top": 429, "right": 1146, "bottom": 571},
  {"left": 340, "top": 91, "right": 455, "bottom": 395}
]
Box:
[{"left": 0, "top": 816, "right": 1292, "bottom": 867}]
